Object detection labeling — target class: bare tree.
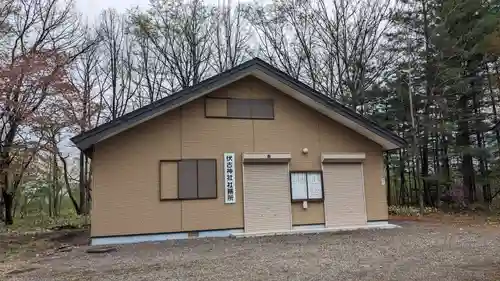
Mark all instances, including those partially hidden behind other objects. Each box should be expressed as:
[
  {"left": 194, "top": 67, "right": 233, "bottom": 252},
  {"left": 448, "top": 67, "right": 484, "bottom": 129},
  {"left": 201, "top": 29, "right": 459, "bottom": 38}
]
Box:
[
  {"left": 98, "top": 9, "right": 140, "bottom": 120},
  {"left": 246, "top": 0, "right": 395, "bottom": 107},
  {"left": 129, "top": 10, "right": 170, "bottom": 105},
  {"left": 59, "top": 27, "right": 104, "bottom": 215},
  {"left": 43, "top": 125, "right": 64, "bottom": 217},
  {"left": 211, "top": 0, "right": 252, "bottom": 72},
  {"left": 134, "top": 0, "right": 213, "bottom": 90},
  {"left": 313, "top": 0, "right": 395, "bottom": 110},
  {"left": 244, "top": 2, "right": 306, "bottom": 80}
]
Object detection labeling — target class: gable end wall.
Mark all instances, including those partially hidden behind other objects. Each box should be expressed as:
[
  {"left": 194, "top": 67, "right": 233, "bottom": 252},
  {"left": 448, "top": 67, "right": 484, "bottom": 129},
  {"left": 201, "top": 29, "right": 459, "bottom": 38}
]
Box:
[{"left": 91, "top": 76, "right": 387, "bottom": 237}]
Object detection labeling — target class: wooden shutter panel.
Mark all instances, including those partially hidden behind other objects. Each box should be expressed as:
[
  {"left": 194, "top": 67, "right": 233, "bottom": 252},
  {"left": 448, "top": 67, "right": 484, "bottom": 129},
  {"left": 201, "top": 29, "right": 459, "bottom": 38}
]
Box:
[
  {"left": 227, "top": 99, "right": 251, "bottom": 118},
  {"left": 197, "top": 159, "right": 217, "bottom": 198},
  {"left": 205, "top": 98, "right": 227, "bottom": 117},
  {"left": 178, "top": 160, "right": 198, "bottom": 199},
  {"left": 250, "top": 99, "right": 274, "bottom": 119},
  {"left": 160, "top": 161, "right": 178, "bottom": 199}
]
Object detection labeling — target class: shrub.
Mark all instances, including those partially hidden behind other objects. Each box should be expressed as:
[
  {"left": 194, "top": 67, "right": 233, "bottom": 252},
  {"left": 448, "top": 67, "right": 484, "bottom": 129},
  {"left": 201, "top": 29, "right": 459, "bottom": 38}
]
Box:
[{"left": 389, "top": 205, "right": 438, "bottom": 216}]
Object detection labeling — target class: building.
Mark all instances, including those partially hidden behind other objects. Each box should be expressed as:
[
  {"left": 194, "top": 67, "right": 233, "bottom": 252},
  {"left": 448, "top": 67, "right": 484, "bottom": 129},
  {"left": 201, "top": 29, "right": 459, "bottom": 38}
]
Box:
[{"left": 71, "top": 58, "right": 405, "bottom": 245}]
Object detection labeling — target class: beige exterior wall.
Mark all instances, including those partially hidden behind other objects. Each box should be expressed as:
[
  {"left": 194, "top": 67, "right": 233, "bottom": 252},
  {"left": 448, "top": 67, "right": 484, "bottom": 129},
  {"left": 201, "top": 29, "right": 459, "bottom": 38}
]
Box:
[
  {"left": 291, "top": 202, "right": 325, "bottom": 225},
  {"left": 92, "top": 76, "right": 387, "bottom": 237}
]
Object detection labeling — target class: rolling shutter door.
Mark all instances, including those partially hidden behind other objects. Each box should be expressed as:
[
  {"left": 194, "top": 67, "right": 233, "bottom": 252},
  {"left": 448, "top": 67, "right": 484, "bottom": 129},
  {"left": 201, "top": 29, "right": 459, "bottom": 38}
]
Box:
[
  {"left": 323, "top": 163, "right": 367, "bottom": 227},
  {"left": 243, "top": 163, "right": 292, "bottom": 233}
]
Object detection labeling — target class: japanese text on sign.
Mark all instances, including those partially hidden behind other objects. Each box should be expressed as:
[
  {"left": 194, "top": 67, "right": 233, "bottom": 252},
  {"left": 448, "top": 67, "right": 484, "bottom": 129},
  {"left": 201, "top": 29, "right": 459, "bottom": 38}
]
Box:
[{"left": 224, "top": 153, "right": 236, "bottom": 204}]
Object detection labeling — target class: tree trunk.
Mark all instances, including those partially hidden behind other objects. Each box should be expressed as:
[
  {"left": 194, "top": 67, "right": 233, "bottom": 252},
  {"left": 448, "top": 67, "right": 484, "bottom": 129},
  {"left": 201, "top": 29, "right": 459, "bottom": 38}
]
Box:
[
  {"left": 421, "top": 145, "right": 432, "bottom": 206},
  {"left": 52, "top": 148, "right": 59, "bottom": 217},
  {"left": 12, "top": 194, "right": 18, "bottom": 218},
  {"left": 485, "top": 64, "right": 500, "bottom": 151},
  {"left": 2, "top": 190, "right": 13, "bottom": 225},
  {"left": 399, "top": 149, "right": 406, "bottom": 205},
  {"left": 412, "top": 164, "right": 418, "bottom": 205},
  {"left": 421, "top": 0, "right": 432, "bottom": 208},
  {"left": 0, "top": 197, "right": 4, "bottom": 222},
  {"left": 482, "top": 158, "right": 491, "bottom": 204},
  {"left": 48, "top": 162, "right": 53, "bottom": 217},
  {"left": 433, "top": 132, "right": 441, "bottom": 206},
  {"left": 20, "top": 195, "right": 27, "bottom": 219},
  {"left": 457, "top": 94, "right": 475, "bottom": 203},
  {"left": 85, "top": 156, "right": 91, "bottom": 213},
  {"left": 436, "top": 180, "right": 442, "bottom": 209},
  {"left": 472, "top": 93, "right": 490, "bottom": 204},
  {"left": 59, "top": 150, "right": 80, "bottom": 214},
  {"left": 0, "top": 122, "right": 18, "bottom": 225},
  {"left": 385, "top": 153, "right": 391, "bottom": 205},
  {"left": 48, "top": 188, "right": 52, "bottom": 217},
  {"left": 442, "top": 134, "right": 451, "bottom": 184}
]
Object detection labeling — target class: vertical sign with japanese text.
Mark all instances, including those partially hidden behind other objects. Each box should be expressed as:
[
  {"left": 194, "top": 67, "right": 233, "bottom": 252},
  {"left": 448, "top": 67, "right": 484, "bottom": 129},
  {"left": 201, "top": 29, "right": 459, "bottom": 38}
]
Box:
[{"left": 224, "top": 153, "right": 236, "bottom": 204}]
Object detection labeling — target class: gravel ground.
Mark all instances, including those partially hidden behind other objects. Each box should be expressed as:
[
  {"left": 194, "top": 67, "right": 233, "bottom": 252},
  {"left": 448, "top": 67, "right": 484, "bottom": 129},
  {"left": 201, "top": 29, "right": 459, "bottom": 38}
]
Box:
[{"left": 4, "top": 221, "right": 500, "bottom": 281}]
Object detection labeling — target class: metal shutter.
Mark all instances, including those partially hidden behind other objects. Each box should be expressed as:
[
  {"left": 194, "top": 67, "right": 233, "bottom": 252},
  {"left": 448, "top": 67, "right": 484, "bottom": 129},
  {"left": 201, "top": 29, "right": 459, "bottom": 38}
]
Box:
[
  {"left": 243, "top": 163, "right": 292, "bottom": 233},
  {"left": 323, "top": 163, "right": 367, "bottom": 227}
]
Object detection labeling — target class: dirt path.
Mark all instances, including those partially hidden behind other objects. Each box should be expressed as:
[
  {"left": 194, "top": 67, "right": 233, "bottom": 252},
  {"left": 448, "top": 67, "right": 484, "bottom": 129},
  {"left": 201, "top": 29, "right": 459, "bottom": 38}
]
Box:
[{"left": 2, "top": 222, "right": 500, "bottom": 281}]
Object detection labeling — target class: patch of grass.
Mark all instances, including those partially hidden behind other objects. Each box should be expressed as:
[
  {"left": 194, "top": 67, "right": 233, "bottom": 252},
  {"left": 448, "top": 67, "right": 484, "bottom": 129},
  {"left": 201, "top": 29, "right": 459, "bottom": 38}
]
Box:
[
  {"left": 1, "top": 212, "right": 89, "bottom": 234},
  {"left": 2, "top": 228, "right": 90, "bottom": 263},
  {"left": 3, "top": 235, "right": 54, "bottom": 262},
  {"left": 5, "top": 246, "right": 20, "bottom": 257},
  {"left": 389, "top": 205, "right": 439, "bottom": 216},
  {"left": 486, "top": 215, "right": 500, "bottom": 225}
]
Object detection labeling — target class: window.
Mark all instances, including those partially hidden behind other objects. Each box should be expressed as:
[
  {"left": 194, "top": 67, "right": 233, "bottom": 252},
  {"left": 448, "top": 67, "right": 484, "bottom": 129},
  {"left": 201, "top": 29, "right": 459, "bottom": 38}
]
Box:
[
  {"left": 290, "top": 172, "right": 323, "bottom": 201},
  {"left": 205, "top": 97, "right": 274, "bottom": 119},
  {"left": 159, "top": 159, "right": 217, "bottom": 200}
]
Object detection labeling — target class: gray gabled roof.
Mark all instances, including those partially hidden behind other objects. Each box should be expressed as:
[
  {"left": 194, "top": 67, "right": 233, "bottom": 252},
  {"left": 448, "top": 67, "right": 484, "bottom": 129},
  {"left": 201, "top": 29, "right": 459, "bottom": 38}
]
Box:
[{"left": 71, "top": 58, "right": 405, "bottom": 152}]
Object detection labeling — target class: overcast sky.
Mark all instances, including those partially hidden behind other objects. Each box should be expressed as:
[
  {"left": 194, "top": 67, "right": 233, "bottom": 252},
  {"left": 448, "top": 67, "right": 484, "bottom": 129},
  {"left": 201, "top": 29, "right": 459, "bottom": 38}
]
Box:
[
  {"left": 75, "top": 0, "right": 258, "bottom": 19},
  {"left": 76, "top": 0, "right": 149, "bottom": 18}
]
